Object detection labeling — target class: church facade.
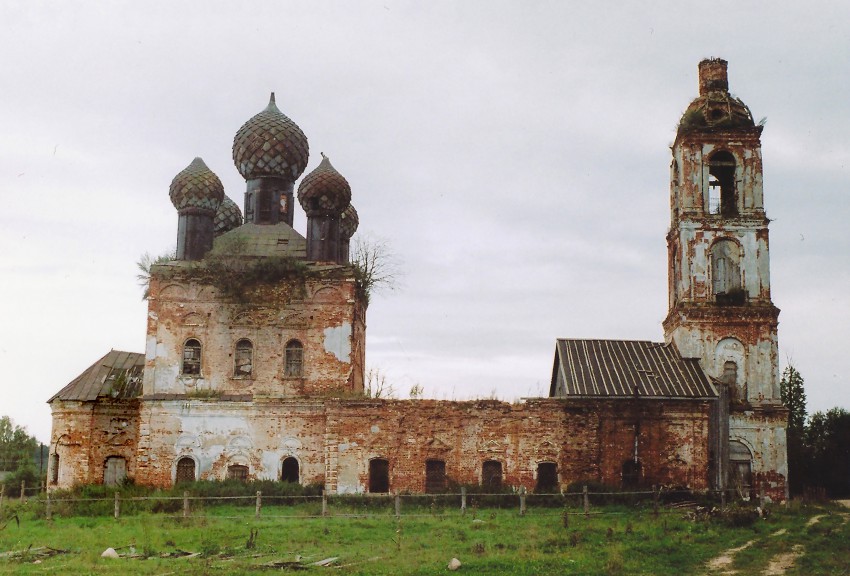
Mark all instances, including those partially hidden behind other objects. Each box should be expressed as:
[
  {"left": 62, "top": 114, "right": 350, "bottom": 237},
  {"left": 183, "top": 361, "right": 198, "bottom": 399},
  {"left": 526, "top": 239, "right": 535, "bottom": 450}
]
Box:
[{"left": 48, "top": 60, "right": 787, "bottom": 500}]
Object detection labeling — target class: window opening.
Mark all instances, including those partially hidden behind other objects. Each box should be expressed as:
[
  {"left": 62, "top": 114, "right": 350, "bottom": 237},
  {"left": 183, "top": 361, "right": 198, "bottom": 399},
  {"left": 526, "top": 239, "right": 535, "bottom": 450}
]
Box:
[
  {"left": 369, "top": 458, "right": 390, "bottom": 493},
  {"left": 258, "top": 190, "right": 273, "bottom": 223},
  {"left": 227, "top": 464, "right": 249, "bottom": 482},
  {"left": 281, "top": 457, "right": 300, "bottom": 483},
  {"left": 285, "top": 340, "right": 303, "bottom": 377},
  {"left": 49, "top": 453, "right": 59, "bottom": 485},
  {"left": 234, "top": 339, "right": 253, "bottom": 377},
  {"left": 729, "top": 441, "right": 753, "bottom": 499},
  {"left": 535, "top": 462, "right": 558, "bottom": 493},
  {"left": 708, "top": 151, "right": 737, "bottom": 216},
  {"left": 176, "top": 457, "right": 196, "bottom": 484},
  {"left": 425, "top": 459, "right": 447, "bottom": 493},
  {"left": 711, "top": 240, "right": 744, "bottom": 304},
  {"left": 182, "top": 339, "right": 202, "bottom": 375},
  {"left": 622, "top": 459, "right": 641, "bottom": 488},
  {"left": 104, "top": 456, "right": 127, "bottom": 486},
  {"left": 482, "top": 460, "right": 502, "bottom": 490}
]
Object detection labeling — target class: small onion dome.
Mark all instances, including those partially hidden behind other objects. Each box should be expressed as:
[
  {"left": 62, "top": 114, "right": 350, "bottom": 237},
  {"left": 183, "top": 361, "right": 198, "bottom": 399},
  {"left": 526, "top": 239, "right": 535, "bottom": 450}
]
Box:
[
  {"left": 214, "top": 195, "right": 243, "bottom": 236},
  {"left": 339, "top": 204, "right": 359, "bottom": 240},
  {"left": 232, "top": 93, "right": 309, "bottom": 181},
  {"left": 297, "top": 153, "right": 352, "bottom": 217},
  {"left": 169, "top": 157, "right": 224, "bottom": 212}
]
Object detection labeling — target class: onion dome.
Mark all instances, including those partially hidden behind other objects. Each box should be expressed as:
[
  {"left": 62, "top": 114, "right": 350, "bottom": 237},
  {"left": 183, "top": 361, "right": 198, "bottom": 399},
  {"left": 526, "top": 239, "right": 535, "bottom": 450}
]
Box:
[
  {"left": 169, "top": 157, "right": 224, "bottom": 212},
  {"left": 339, "top": 204, "right": 359, "bottom": 240},
  {"left": 232, "top": 93, "right": 309, "bottom": 181},
  {"left": 297, "top": 153, "right": 352, "bottom": 217},
  {"left": 214, "top": 194, "right": 243, "bottom": 236},
  {"left": 677, "top": 59, "right": 755, "bottom": 136}
]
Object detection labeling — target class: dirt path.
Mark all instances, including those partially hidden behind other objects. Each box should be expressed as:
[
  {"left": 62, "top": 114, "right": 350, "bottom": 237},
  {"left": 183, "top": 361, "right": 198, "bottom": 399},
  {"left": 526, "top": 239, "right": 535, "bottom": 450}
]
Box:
[
  {"left": 706, "top": 540, "right": 755, "bottom": 574},
  {"left": 762, "top": 544, "right": 803, "bottom": 575}
]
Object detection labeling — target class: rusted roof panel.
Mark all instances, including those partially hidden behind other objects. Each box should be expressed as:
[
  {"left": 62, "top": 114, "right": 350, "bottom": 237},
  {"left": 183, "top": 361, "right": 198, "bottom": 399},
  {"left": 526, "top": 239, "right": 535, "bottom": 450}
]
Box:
[
  {"left": 49, "top": 350, "right": 144, "bottom": 402},
  {"left": 551, "top": 339, "right": 716, "bottom": 399}
]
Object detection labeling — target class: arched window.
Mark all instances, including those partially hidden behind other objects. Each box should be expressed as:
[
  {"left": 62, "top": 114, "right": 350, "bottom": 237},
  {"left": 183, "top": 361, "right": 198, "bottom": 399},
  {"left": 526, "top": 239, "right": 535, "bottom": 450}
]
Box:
[
  {"left": 104, "top": 456, "right": 127, "bottom": 486},
  {"left": 535, "top": 462, "right": 558, "bottom": 493},
  {"left": 49, "top": 453, "right": 59, "bottom": 485},
  {"left": 285, "top": 340, "right": 303, "bottom": 377},
  {"left": 182, "top": 339, "right": 202, "bottom": 375},
  {"left": 711, "top": 240, "right": 743, "bottom": 304},
  {"left": 722, "top": 361, "right": 738, "bottom": 385},
  {"left": 234, "top": 339, "right": 253, "bottom": 377},
  {"left": 281, "top": 457, "right": 300, "bottom": 483},
  {"left": 729, "top": 441, "right": 753, "bottom": 498},
  {"left": 176, "top": 457, "right": 196, "bottom": 484},
  {"left": 369, "top": 458, "right": 390, "bottom": 493},
  {"left": 482, "top": 460, "right": 502, "bottom": 490},
  {"left": 425, "top": 459, "right": 447, "bottom": 493},
  {"left": 227, "top": 464, "right": 249, "bottom": 482},
  {"left": 708, "top": 151, "right": 737, "bottom": 216}
]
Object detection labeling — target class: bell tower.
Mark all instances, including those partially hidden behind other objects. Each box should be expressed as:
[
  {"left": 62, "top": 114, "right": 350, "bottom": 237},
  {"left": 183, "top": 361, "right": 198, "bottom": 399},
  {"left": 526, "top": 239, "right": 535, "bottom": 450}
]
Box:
[{"left": 663, "top": 59, "right": 787, "bottom": 499}]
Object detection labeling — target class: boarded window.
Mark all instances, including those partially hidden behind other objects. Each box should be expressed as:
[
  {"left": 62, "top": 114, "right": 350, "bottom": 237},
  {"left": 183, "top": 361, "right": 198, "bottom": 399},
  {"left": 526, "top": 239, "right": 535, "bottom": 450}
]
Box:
[
  {"left": 49, "top": 453, "right": 59, "bottom": 485},
  {"left": 227, "top": 464, "right": 249, "bottom": 482},
  {"left": 711, "top": 240, "right": 743, "bottom": 303},
  {"left": 104, "top": 456, "right": 127, "bottom": 486},
  {"left": 425, "top": 459, "right": 447, "bottom": 493},
  {"left": 234, "top": 339, "right": 253, "bottom": 377},
  {"left": 176, "top": 457, "right": 196, "bottom": 484},
  {"left": 535, "top": 462, "right": 558, "bottom": 493},
  {"left": 369, "top": 458, "right": 390, "bottom": 493},
  {"left": 182, "top": 339, "right": 202, "bottom": 375},
  {"left": 285, "top": 340, "right": 303, "bottom": 377},
  {"left": 622, "top": 459, "right": 641, "bottom": 488},
  {"left": 281, "top": 457, "right": 299, "bottom": 483},
  {"left": 729, "top": 441, "right": 753, "bottom": 498},
  {"left": 482, "top": 460, "right": 502, "bottom": 490}
]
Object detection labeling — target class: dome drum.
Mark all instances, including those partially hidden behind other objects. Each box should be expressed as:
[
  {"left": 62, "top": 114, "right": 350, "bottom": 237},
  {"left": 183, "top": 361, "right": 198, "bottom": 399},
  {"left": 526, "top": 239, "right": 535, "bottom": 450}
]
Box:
[{"left": 244, "top": 177, "right": 295, "bottom": 226}]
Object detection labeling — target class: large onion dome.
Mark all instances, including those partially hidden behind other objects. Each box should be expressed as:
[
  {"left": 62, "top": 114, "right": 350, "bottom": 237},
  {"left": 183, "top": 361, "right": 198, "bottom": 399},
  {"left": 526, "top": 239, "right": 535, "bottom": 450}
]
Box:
[
  {"left": 232, "top": 93, "right": 309, "bottom": 181},
  {"left": 339, "top": 204, "right": 359, "bottom": 240},
  {"left": 169, "top": 157, "right": 224, "bottom": 212},
  {"left": 214, "top": 195, "right": 243, "bottom": 236},
  {"left": 297, "top": 153, "right": 352, "bottom": 217},
  {"left": 677, "top": 59, "right": 755, "bottom": 136}
]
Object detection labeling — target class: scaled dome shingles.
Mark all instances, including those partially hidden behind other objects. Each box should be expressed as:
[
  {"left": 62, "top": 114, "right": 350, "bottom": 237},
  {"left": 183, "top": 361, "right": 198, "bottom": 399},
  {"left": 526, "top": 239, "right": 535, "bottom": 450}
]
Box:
[
  {"left": 214, "top": 195, "right": 243, "bottom": 236},
  {"left": 169, "top": 157, "right": 224, "bottom": 212},
  {"left": 339, "top": 204, "right": 359, "bottom": 240},
  {"left": 232, "top": 93, "right": 310, "bottom": 181},
  {"left": 297, "top": 154, "right": 352, "bottom": 216}
]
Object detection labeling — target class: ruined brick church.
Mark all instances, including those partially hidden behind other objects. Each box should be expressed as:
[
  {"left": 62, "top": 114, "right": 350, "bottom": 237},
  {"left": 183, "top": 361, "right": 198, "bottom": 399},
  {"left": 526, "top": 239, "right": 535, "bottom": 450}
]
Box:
[{"left": 48, "top": 60, "right": 788, "bottom": 501}]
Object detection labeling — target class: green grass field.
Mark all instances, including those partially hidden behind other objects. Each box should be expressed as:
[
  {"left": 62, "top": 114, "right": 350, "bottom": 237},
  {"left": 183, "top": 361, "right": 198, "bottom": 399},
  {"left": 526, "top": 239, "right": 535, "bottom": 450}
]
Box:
[{"left": 1, "top": 498, "right": 848, "bottom": 575}]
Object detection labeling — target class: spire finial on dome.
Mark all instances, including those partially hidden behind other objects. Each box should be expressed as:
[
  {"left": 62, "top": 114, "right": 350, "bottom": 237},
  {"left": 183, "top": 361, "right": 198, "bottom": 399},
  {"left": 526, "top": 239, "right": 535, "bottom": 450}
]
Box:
[{"left": 269, "top": 92, "right": 276, "bottom": 105}]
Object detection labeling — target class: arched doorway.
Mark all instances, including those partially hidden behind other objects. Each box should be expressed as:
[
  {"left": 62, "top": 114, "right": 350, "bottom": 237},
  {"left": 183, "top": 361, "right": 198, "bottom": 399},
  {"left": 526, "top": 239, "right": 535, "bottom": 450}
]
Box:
[{"left": 281, "top": 457, "right": 300, "bottom": 483}]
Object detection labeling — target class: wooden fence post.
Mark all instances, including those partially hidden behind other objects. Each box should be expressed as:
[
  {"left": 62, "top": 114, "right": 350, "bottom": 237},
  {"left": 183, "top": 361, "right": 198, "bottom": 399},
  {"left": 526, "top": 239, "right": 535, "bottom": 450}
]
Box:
[
  {"left": 255, "top": 491, "right": 262, "bottom": 519},
  {"left": 20, "top": 480, "right": 26, "bottom": 503},
  {"left": 183, "top": 491, "right": 190, "bottom": 518},
  {"left": 394, "top": 492, "right": 401, "bottom": 520},
  {"left": 0, "top": 484, "right": 5, "bottom": 513},
  {"left": 114, "top": 492, "right": 120, "bottom": 519},
  {"left": 519, "top": 486, "right": 526, "bottom": 516},
  {"left": 582, "top": 485, "right": 589, "bottom": 516},
  {"left": 322, "top": 491, "right": 328, "bottom": 517},
  {"left": 46, "top": 491, "right": 52, "bottom": 520},
  {"left": 461, "top": 487, "right": 467, "bottom": 515}
]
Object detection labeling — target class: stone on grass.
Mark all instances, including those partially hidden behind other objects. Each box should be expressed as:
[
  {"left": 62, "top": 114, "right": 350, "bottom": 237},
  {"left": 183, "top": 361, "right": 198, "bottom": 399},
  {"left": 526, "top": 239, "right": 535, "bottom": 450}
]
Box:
[
  {"left": 101, "top": 548, "right": 119, "bottom": 558},
  {"left": 448, "top": 557, "right": 461, "bottom": 570}
]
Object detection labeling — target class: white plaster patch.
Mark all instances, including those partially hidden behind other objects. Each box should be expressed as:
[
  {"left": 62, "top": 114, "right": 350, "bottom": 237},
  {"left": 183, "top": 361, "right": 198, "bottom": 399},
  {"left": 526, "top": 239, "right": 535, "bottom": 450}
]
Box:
[
  {"left": 370, "top": 425, "right": 380, "bottom": 433},
  {"left": 323, "top": 323, "right": 352, "bottom": 362}
]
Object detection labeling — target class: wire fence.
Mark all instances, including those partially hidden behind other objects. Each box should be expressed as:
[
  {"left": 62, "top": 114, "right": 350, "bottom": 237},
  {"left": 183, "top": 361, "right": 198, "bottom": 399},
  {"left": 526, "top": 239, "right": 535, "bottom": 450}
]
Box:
[{"left": 0, "top": 483, "right": 771, "bottom": 522}]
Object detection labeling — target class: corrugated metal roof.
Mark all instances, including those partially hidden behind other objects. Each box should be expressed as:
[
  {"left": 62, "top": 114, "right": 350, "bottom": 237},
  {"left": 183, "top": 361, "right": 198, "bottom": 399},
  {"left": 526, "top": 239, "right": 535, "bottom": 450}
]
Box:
[
  {"left": 550, "top": 339, "right": 716, "bottom": 399},
  {"left": 49, "top": 350, "right": 144, "bottom": 402}
]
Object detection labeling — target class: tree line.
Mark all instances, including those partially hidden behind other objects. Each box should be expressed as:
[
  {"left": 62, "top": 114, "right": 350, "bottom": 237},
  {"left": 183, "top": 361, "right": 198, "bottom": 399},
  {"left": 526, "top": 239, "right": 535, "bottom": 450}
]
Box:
[
  {"left": 781, "top": 365, "right": 850, "bottom": 497},
  {"left": 0, "top": 415, "right": 44, "bottom": 496}
]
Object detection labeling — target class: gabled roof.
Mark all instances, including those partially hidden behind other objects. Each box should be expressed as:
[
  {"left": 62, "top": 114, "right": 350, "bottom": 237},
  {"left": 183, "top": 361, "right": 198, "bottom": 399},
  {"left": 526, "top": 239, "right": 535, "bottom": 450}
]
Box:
[
  {"left": 49, "top": 350, "right": 144, "bottom": 402},
  {"left": 210, "top": 222, "right": 307, "bottom": 258},
  {"left": 550, "top": 339, "right": 717, "bottom": 399}
]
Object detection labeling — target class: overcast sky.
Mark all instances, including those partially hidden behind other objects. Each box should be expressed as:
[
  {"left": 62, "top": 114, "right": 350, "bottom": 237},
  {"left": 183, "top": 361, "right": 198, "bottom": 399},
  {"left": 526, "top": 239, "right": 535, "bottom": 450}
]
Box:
[{"left": 1, "top": 1, "right": 848, "bottom": 443}]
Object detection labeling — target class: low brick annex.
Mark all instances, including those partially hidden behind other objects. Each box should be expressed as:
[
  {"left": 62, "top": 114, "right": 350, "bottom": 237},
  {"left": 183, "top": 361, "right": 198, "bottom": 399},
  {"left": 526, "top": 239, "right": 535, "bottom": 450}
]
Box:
[{"left": 47, "top": 60, "right": 788, "bottom": 502}]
